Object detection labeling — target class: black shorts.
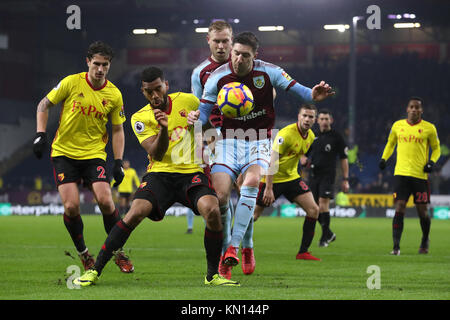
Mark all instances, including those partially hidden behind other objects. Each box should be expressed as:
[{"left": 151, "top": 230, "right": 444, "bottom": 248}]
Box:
[
  {"left": 309, "top": 173, "right": 335, "bottom": 202},
  {"left": 51, "top": 156, "right": 109, "bottom": 187},
  {"left": 393, "top": 175, "right": 430, "bottom": 204},
  {"left": 133, "top": 172, "right": 216, "bottom": 221},
  {"left": 256, "top": 178, "right": 310, "bottom": 207}
]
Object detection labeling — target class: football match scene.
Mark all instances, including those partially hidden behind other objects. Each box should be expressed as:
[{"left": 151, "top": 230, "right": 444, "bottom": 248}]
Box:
[{"left": 0, "top": 0, "right": 449, "bottom": 311}]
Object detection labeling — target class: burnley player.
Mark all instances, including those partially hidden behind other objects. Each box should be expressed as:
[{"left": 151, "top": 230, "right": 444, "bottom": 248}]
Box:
[
  {"left": 32, "top": 41, "right": 133, "bottom": 273},
  {"left": 74, "top": 67, "right": 239, "bottom": 287},
  {"left": 188, "top": 32, "right": 334, "bottom": 270},
  {"left": 379, "top": 97, "right": 440, "bottom": 255},
  {"left": 191, "top": 21, "right": 256, "bottom": 278}
]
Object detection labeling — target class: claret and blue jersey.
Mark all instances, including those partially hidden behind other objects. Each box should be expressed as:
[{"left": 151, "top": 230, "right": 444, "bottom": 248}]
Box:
[{"left": 198, "top": 59, "right": 313, "bottom": 139}]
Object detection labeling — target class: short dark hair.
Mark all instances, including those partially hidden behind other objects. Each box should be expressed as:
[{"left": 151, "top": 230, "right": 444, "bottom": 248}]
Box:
[
  {"left": 318, "top": 108, "right": 333, "bottom": 117},
  {"left": 87, "top": 41, "right": 114, "bottom": 61},
  {"left": 141, "top": 66, "right": 164, "bottom": 83},
  {"left": 409, "top": 96, "right": 424, "bottom": 106},
  {"left": 233, "top": 31, "right": 259, "bottom": 53},
  {"left": 299, "top": 104, "right": 317, "bottom": 114}
]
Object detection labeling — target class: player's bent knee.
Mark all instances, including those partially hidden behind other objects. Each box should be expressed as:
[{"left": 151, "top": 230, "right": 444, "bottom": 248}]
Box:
[
  {"left": 307, "top": 204, "right": 320, "bottom": 219},
  {"left": 64, "top": 201, "right": 80, "bottom": 216}
]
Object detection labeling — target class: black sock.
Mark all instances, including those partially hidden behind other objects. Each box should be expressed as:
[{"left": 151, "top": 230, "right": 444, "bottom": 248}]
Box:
[
  {"left": 419, "top": 216, "right": 431, "bottom": 242},
  {"left": 102, "top": 208, "right": 120, "bottom": 234},
  {"left": 392, "top": 212, "right": 404, "bottom": 250},
  {"left": 94, "top": 219, "right": 133, "bottom": 275},
  {"left": 204, "top": 228, "right": 223, "bottom": 281},
  {"left": 63, "top": 213, "right": 86, "bottom": 253},
  {"left": 299, "top": 217, "right": 317, "bottom": 253},
  {"left": 319, "top": 212, "right": 331, "bottom": 238}
]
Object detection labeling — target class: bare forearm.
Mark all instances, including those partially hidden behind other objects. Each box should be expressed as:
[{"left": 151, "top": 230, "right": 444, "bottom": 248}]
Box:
[
  {"left": 111, "top": 125, "right": 125, "bottom": 160},
  {"left": 36, "top": 97, "right": 53, "bottom": 132},
  {"left": 341, "top": 158, "right": 349, "bottom": 178}
]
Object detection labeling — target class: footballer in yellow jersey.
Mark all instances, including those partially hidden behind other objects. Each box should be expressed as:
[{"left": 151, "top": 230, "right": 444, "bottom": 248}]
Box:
[
  {"left": 73, "top": 67, "right": 239, "bottom": 287},
  {"left": 379, "top": 97, "right": 441, "bottom": 255},
  {"left": 111, "top": 160, "right": 141, "bottom": 215},
  {"left": 32, "top": 41, "right": 133, "bottom": 274},
  {"left": 131, "top": 92, "right": 202, "bottom": 174},
  {"left": 255, "top": 104, "right": 321, "bottom": 261}
]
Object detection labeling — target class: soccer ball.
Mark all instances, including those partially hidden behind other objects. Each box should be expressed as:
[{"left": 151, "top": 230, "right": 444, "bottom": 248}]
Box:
[{"left": 217, "top": 82, "right": 254, "bottom": 118}]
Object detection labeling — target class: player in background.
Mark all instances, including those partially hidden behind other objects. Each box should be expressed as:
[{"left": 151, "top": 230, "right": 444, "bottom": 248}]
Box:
[
  {"left": 379, "top": 97, "right": 440, "bottom": 255},
  {"left": 74, "top": 66, "right": 239, "bottom": 287},
  {"left": 253, "top": 104, "right": 321, "bottom": 260},
  {"left": 306, "top": 109, "right": 349, "bottom": 247},
  {"left": 32, "top": 41, "right": 133, "bottom": 273},
  {"left": 111, "top": 160, "right": 141, "bottom": 215},
  {"left": 188, "top": 31, "right": 334, "bottom": 272},
  {"left": 191, "top": 21, "right": 255, "bottom": 278}
]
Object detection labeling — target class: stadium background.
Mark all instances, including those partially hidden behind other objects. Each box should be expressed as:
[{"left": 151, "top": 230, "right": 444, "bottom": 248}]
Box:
[{"left": 0, "top": 0, "right": 449, "bottom": 218}]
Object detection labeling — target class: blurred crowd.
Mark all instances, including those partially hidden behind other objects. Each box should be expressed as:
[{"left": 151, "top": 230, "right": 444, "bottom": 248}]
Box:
[{"left": 1, "top": 52, "right": 449, "bottom": 195}]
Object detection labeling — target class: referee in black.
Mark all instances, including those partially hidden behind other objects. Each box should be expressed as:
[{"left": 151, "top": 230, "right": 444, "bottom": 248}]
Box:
[{"left": 306, "top": 109, "right": 349, "bottom": 247}]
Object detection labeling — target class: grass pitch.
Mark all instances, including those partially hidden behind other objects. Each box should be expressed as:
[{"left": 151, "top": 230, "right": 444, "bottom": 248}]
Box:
[{"left": 0, "top": 215, "right": 449, "bottom": 300}]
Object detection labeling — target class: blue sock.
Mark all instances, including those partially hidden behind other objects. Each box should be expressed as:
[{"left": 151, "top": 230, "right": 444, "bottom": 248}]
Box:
[
  {"left": 230, "top": 186, "right": 259, "bottom": 248},
  {"left": 242, "top": 216, "right": 254, "bottom": 248},
  {"left": 220, "top": 204, "right": 232, "bottom": 255},
  {"left": 187, "top": 209, "right": 194, "bottom": 230}
]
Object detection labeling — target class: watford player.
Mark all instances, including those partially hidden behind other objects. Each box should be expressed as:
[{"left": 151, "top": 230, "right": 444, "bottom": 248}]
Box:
[
  {"left": 253, "top": 104, "right": 321, "bottom": 261},
  {"left": 74, "top": 66, "right": 239, "bottom": 287},
  {"left": 32, "top": 41, "right": 134, "bottom": 273},
  {"left": 380, "top": 97, "right": 441, "bottom": 255},
  {"left": 111, "top": 160, "right": 141, "bottom": 215}
]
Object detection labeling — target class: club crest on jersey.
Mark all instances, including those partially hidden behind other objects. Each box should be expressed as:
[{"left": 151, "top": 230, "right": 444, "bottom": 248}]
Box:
[
  {"left": 253, "top": 76, "right": 265, "bottom": 89},
  {"left": 120, "top": 105, "right": 125, "bottom": 118},
  {"left": 102, "top": 99, "right": 108, "bottom": 106},
  {"left": 139, "top": 182, "right": 147, "bottom": 189},
  {"left": 58, "top": 173, "right": 65, "bottom": 182},
  {"left": 179, "top": 109, "right": 187, "bottom": 118}
]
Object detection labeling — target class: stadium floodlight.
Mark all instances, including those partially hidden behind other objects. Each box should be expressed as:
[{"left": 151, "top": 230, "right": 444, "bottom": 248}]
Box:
[
  {"left": 132, "top": 29, "right": 157, "bottom": 35},
  {"left": 195, "top": 27, "right": 209, "bottom": 33},
  {"left": 394, "top": 22, "right": 421, "bottom": 29},
  {"left": 258, "top": 26, "right": 284, "bottom": 32},
  {"left": 323, "top": 24, "right": 350, "bottom": 32}
]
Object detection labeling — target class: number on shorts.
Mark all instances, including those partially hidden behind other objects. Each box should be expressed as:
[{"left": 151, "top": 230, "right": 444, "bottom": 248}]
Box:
[
  {"left": 97, "top": 166, "right": 106, "bottom": 179},
  {"left": 299, "top": 180, "right": 309, "bottom": 191},
  {"left": 415, "top": 192, "right": 428, "bottom": 203},
  {"left": 192, "top": 175, "right": 201, "bottom": 183}
]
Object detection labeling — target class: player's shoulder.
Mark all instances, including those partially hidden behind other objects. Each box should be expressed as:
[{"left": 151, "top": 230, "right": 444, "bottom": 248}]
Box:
[
  {"left": 193, "top": 58, "right": 212, "bottom": 74},
  {"left": 131, "top": 104, "right": 152, "bottom": 122},
  {"left": 209, "top": 62, "right": 232, "bottom": 79},
  {"left": 170, "top": 92, "right": 199, "bottom": 104},
  {"left": 254, "top": 59, "right": 281, "bottom": 72},
  {"left": 420, "top": 119, "right": 436, "bottom": 128}
]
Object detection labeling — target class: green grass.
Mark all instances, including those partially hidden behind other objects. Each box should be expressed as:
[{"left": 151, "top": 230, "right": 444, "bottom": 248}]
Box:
[{"left": 0, "top": 215, "right": 449, "bottom": 300}]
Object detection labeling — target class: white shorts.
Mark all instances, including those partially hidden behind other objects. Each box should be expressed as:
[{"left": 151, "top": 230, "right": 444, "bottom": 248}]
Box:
[{"left": 211, "top": 138, "right": 271, "bottom": 181}]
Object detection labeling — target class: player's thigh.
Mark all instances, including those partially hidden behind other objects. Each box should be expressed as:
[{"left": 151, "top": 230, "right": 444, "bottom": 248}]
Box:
[
  {"left": 122, "top": 198, "right": 153, "bottom": 228},
  {"left": 133, "top": 173, "right": 175, "bottom": 222},
  {"left": 91, "top": 181, "right": 115, "bottom": 213},
  {"left": 58, "top": 182, "right": 80, "bottom": 215},
  {"left": 211, "top": 171, "right": 234, "bottom": 206},
  {"left": 292, "top": 191, "right": 319, "bottom": 218}
]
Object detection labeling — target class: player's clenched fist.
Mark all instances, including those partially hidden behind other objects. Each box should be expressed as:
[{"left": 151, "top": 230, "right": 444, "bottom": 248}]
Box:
[
  {"left": 153, "top": 109, "right": 168, "bottom": 128},
  {"left": 187, "top": 110, "right": 200, "bottom": 126},
  {"left": 33, "top": 132, "right": 47, "bottom": 159}
]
